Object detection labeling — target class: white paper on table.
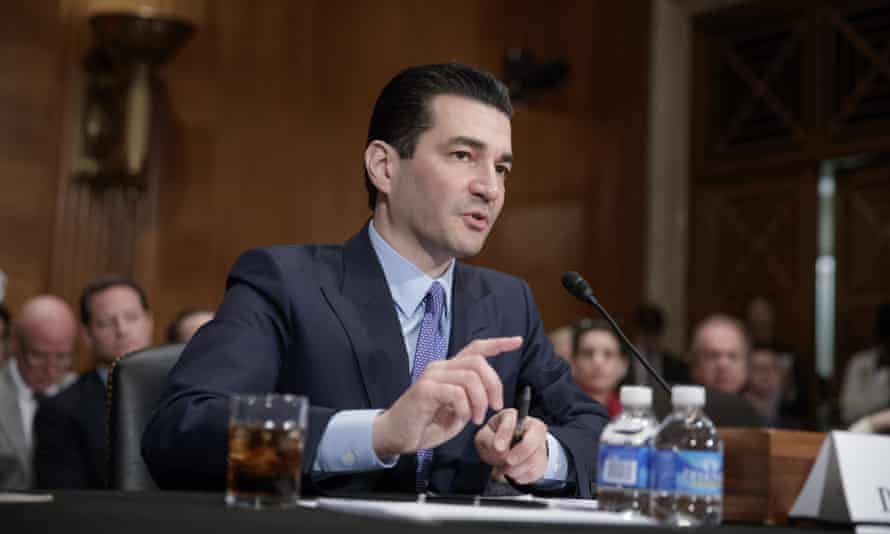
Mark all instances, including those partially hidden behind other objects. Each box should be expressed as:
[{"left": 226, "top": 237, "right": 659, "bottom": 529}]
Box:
[
  {"left": 0, "top": 492, "right": 54, "bottom": 504},
  {"left": 314, "top": 497, "right": 655, "bottom": 526}
]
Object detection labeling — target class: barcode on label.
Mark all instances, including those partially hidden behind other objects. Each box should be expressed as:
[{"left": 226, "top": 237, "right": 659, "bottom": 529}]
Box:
[{"left": 602, "top": 458, "right": 638, "bottom": 486}]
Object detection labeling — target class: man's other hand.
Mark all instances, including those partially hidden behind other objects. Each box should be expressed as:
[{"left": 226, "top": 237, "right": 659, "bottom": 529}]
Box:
[
  {"left": 372, "top": 336, "right": 522, "bottom": 457},
  {"left": 475, "top": 409, "right": 548, "bottom": 485}
]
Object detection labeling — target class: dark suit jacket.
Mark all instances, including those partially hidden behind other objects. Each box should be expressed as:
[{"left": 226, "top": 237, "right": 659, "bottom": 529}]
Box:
[
  {"left": 33, "top": 370, "right": 107, "bottom": 489},
  {"left": 142, "top": 225, "right": 608, "bottom": 496}
]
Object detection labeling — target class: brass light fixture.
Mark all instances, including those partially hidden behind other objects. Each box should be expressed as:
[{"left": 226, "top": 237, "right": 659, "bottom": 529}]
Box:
[{"left": 74, "top": 11, "right": 195, "bottom": 188}]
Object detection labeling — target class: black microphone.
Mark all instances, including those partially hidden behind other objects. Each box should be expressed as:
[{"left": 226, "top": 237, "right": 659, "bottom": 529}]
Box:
[{"left": 561, "top": 271, "right": 671, "bottom": 395}]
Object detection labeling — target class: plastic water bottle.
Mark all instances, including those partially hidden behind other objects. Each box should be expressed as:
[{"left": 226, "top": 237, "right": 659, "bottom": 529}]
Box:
[
  {"left": 596, "top": 385, "right": 657, "bottom": 517},
  {"left": 651, "top": 385, "right": 723, "bottom": 527}
]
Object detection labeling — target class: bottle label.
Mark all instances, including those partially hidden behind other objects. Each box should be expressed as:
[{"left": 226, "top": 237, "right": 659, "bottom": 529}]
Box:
[
  {"left": 654, "top": 450, "right": 723, "bottom": 496},
  {"left": 597, "top": 444, "right": 651, "bottom": 489}
]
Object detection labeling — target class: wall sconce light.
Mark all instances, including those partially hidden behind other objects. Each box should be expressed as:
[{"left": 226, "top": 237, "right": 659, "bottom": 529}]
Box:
[
  {"left": 74, "top": 11, "right": 195, "bottom": 188},
  {"left": 504, "top": 49, "right": 570, "bottom": 102}
]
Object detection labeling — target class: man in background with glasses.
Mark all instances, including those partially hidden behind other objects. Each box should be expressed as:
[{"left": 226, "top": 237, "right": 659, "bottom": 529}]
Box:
[{"left": 0, "top": 295, "right": 78, "bottom": 489}]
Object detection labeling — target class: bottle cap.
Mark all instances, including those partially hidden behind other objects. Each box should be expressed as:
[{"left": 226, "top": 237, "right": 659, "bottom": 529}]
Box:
[
  {"left": 671, "top": 385, "right": 705, "bottom": 407},
  {"left": 619, "top": 385, "right": 652, "bottom": 407}
]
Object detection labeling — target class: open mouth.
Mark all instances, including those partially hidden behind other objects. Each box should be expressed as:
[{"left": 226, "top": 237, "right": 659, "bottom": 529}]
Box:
[{"left": 463, "top": 212, "right": 489, "bottom": 230}]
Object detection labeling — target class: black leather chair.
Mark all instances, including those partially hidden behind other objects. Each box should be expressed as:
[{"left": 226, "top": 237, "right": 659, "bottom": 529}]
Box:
[{"left": 107, "top": 343, "right": 184, "bottom": 490}]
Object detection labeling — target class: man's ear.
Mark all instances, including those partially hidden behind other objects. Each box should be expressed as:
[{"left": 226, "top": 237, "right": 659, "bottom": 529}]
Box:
[{"left": 364, "top": 140, "right": 399, "bottom": 197}]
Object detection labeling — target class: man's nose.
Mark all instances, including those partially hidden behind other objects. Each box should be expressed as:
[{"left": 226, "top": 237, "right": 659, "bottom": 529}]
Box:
[{"left": 469, "top": 166, "right": 501, "bottom": 202}]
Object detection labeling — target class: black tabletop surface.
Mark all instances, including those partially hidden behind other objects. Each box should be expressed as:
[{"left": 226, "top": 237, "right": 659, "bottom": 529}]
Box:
[{"left": 0, "top": 491, "right": 852, "bottom": 534}]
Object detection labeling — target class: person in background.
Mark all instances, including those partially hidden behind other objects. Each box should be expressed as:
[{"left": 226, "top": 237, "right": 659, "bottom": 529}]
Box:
[
  {"left": 570, "top": 318, "right": 628, "bottom": 418},
  {"left": 0, "top": 295, "right": 78, "bottom": 489},
  {"left": 840, "top": 301, "right": 890, "bottom": 427},
  {"left": 34, "top": 274, "right": 154, "bottom": 489},
  {"left": 0, "top": 303, "right": 10, "bottom": 365},
  {"left": 745, "top": 295, "right": 810, "bottom": 423},
  {"left": 166, "top": 308, "right": 214, "bottom": 344},
  {"left": 547, "top": 325, "right": 573, "bottom": 362},
  {"left": 681, "top": 314, "right": 762, "bottom": 427},
  {"left": 689, "top": 314, "right": 749, "bottom": 395},
  {"left": 743, "top": 346, "right": 799, "bottom": 428},
  {"left": 630, "top": 304, "right": 688, "bottom": 386}
]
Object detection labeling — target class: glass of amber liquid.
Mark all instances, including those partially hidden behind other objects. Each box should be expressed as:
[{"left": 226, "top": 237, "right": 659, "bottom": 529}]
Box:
[{"left": 225, "top": 394, "right": 308, "bottom": 509}]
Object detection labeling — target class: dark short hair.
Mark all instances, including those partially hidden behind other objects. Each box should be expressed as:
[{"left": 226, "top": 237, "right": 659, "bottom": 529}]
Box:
[
  {"left": 635, "top": 304, "right": 665, "bottom": 335},
  {"left": 364, "top": 62, "right": 513, "bottom": 210},
  {"left": 79, "top": 274, "right": 150, "bottom": 325},
  {"left": 877, "top": 301, "right": 890, "bottom": 343},
  {"left": 166, "top": 307, "right": 212, "bottom": 343},
  {"left": 571, "top": 317, "right": 625, "bottom": 359},
  {"left": 0, "top": 303, "right": 9, "bottom": 339}
]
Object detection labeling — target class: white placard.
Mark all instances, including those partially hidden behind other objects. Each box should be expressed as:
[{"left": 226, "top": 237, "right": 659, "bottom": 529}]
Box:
[{"left": 790, "top": 431, "right": 890, "bottom": 525}]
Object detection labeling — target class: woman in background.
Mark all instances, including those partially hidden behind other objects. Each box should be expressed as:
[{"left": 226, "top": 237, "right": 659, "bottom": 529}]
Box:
[{"left": 570, "top": 318, "right": 629, "bottom": 418}]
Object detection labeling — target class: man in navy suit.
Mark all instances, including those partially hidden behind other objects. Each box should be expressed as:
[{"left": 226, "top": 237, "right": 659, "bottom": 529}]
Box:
[{"left": 142, "top": 63, "right": 608, "bottom": 497}]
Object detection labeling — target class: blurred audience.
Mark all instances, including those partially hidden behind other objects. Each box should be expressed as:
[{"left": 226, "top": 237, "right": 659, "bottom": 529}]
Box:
[
  {"left": 570, "top": 318, "right": 628, "bottom": 418},
  {"left": 166, "top": 307, "right": 214, "bottom": 344},
  {"left": 689, "top": 314, "right": 749, "bottom": 395},
  {"left": 34, "top": 274, "right": 154, "bottom": 489},
  {"left": 630, "top": 303, "right": 688, "bottom": 386},
  {"left": 682, "top": 314, "right": 762, "bottom": 427},
  {"left": 0, "top": 303, "right": 10, "bottom": 364},
  {"left": 745, "top": 295, "right": 810, "bottom": 423},
  {"left": 0, "top": 295, "right": 78, "bottom": 489},
  {"left": 744, "top": 346, "right": 800, "bottom": 428},
  {"left": 548, "top": 324, "right": 573, "bottom": 362},
  {"left": 839, "top": 301, "right": 890, "bottom": 427}
]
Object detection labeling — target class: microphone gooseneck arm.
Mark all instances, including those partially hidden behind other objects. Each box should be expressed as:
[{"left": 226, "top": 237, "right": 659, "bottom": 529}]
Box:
[{"left": 561, "top": 271, "right": 671, "bottom": 395}]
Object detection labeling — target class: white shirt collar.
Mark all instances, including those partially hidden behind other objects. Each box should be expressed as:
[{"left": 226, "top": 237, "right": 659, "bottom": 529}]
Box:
[{"left": 7, "top": 358, "right": 33, "bottom": 400}]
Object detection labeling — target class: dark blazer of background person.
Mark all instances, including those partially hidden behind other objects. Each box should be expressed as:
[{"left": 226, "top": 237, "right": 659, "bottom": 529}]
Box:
[
  {"left": 142, "top": 225, "right": 607, "bottom": 496},
  {"left": 33, "top": 370, "right": 106, "bottom": 488}
]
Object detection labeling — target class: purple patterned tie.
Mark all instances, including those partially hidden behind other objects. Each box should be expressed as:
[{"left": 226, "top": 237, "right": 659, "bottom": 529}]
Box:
[{"left": 411, "top": 281, "right": 448, "bottom": 492}]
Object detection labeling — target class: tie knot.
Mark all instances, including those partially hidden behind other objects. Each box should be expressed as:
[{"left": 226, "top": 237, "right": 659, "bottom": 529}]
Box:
[{"left": 425, "top": 281, "right": 446, "bottom": 318}]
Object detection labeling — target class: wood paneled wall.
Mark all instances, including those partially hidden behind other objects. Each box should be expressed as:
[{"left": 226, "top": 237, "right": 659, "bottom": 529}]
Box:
[
  {"left": 0, "top": 1, "right": 67, "bottom": 312},
  {"left": 1, "top": 0, "right": 652, "bottom": 369}
]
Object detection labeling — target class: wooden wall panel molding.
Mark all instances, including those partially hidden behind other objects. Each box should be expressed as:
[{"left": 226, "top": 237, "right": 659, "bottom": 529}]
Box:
[
  {"left": 836, "top": 161, "right": 890, "bottom": 378},
  {"left": 1, "top": 1, "right": 652, "bottom": 370},
  {"left": 0, "top": 0, "right": 67, "bottom": 313}
]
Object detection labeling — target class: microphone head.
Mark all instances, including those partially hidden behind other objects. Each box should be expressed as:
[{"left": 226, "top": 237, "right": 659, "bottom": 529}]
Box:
[{"left": 561, "top": 271, "right": 595, "bottom": 303}]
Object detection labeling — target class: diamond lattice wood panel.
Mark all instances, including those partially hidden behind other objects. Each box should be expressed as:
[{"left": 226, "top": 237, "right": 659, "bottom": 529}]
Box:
[
  {"left": 827, "top": 1, "right": 890, "bottom": 137},
  {"left": 689, "top": 173, "right": 817, "bottom": 361},
  {"left": 694, "top": 5, "right": 811, "bottom": 163}
]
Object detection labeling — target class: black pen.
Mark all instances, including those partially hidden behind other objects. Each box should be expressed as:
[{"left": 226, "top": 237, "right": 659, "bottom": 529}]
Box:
[{"left": 511, "top": 385, "right": 531, "bottom": 447}]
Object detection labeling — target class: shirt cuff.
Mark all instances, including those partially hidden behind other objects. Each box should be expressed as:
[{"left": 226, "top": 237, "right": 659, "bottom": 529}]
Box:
[
  {"left": 311, "top": 409, "right": 399, "bottom": 474},
  {"left": 531, "top": 432, "right": 573, "bottom": 489}
]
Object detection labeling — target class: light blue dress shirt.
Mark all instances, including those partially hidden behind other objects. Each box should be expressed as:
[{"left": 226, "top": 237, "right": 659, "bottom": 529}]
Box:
[{"left": 312, "top": 221, "right": 570, "bottom": 486}]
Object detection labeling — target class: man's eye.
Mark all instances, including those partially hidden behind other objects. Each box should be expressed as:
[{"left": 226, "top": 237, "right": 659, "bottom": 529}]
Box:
[
  {"left": 451, "top": 151, "right": 471, "bottom": 161},
  {"left": 496, "top": 164, "right": 511, "bottom": 176}
]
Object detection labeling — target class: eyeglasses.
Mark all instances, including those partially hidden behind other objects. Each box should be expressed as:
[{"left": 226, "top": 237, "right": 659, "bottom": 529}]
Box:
[{"left": 21, "top": 350, "right": 72, "bottom": 368}]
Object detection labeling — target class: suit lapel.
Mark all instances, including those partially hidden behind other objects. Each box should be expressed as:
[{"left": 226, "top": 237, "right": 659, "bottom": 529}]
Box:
[
  {"left": 447, "top": 263, "right": 495, "bottom": 357},
  {"left": 319, "top": 224, "right": 410, "bottom": 409},
  {"left": 0, "top": 365, "right": 30, "bottom": 467}
]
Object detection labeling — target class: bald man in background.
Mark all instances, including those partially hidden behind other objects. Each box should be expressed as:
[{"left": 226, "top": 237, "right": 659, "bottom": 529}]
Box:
[
  {"left": 0, "top": 295, "right": 78, "bottom": 489},
  {"left": 689, "top": 315, "right": 750, "bottom": 395}
]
